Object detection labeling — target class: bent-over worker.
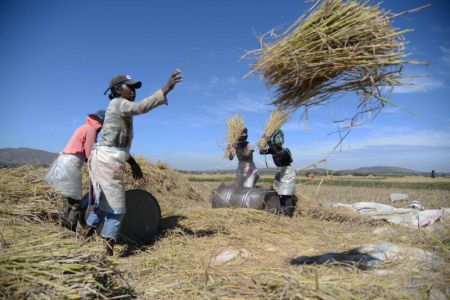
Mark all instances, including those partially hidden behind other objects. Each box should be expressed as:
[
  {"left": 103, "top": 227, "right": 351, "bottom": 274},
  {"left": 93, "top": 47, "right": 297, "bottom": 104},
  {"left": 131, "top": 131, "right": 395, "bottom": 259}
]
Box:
[
  {"left": 260, "top": 129, "right": 297, "bottom": 217},
  {"left": 45, "top": 110, "right": 106, "bottom": 231}
]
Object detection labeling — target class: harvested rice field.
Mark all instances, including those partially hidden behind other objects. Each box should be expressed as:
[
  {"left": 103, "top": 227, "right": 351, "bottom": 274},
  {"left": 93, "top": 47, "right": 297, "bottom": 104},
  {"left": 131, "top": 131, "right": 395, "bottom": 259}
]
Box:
[{"left": 1, "top": 162, "right": 449, "bottom": 299}]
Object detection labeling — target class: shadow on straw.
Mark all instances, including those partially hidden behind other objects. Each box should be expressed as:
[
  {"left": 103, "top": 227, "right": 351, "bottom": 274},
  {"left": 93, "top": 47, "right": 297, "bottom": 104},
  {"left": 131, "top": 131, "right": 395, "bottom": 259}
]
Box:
[{"left": 119, "top": 215, "right": 218, "bottom": 257}]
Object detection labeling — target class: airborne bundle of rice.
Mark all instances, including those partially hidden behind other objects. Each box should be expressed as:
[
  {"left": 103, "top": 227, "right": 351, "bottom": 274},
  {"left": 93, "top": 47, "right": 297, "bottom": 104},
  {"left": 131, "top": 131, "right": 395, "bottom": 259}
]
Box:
[
  {"left": 224, "top": 113, "right": 245, "bottom": 159},
  {"left": 258, "top": 109, "right": 290, "bottom": 151},
  {"left": 246, "top": 0, "right": 428, "bottom": 122}
]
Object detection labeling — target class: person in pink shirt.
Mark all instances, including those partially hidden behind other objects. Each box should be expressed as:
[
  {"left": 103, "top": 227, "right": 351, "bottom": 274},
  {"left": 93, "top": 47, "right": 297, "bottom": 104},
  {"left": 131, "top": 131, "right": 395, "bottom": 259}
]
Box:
[{"left": 45, "top": 110, "right": 105, "bottom": 231}]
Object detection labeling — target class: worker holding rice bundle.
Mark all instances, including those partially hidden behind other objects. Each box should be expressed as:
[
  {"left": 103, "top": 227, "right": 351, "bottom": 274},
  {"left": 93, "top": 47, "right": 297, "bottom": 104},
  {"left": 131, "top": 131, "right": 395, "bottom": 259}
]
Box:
[
  {"left": 84, "top": 70, "right": 182, "bottom": 256},
  {"left": 228, "top": 128, "right": 259, "bottom": 188},
  {"left": 44, "top": 110, "right": 106, "bottom": 231},
  {"left": 260, "top": 129, "right": 296, "bottom": 217}
]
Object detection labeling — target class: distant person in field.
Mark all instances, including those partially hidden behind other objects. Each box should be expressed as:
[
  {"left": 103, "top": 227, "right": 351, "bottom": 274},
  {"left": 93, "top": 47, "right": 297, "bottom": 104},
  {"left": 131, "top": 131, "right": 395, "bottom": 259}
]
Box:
[
  {"left": 84, "top": 70, "right": 182, "bottom": 256},
  {"left": 431, "top": 170, "right": 435, "bottom": 179},
  {"left": 260, "top": 129, "right": 297, "bottom": 217},
  {"left": 228, "top": 128, "right": 259, "bottom": 188},
  {"left": 44, "top": 110, "right": 106, "bottom": 231}
]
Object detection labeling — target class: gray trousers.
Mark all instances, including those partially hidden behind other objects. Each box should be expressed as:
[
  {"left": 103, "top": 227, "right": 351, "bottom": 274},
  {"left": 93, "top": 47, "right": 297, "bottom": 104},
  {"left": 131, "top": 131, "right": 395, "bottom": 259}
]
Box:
[{"left": 279, "top": 195, "right": 297, "bottom": 217}]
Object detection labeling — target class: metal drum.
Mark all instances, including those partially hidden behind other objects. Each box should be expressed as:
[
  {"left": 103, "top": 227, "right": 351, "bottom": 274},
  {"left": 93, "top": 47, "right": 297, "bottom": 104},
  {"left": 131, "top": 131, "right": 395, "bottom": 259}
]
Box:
[
  {"left": 211, "top": 185, "right": 280, "bottom": 213},
  {"left": 83, "top": 189, "right": 161, "bottom": 245}
]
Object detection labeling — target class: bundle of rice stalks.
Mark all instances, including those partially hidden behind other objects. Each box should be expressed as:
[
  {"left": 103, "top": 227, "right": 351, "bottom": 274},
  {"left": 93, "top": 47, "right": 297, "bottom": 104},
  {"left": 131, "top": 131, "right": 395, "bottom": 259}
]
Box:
[
  {"left": 224, "top": 113, "right": 245, "bottom": 159},
  {"left": 0, "top": 225, "right": 132, "bottom": 299},
  {"left": 246, "top": 0, "right": 428, "bottom": 125},
  {"left": 258, "top": 109, "right": 290, "bottom": 150}
]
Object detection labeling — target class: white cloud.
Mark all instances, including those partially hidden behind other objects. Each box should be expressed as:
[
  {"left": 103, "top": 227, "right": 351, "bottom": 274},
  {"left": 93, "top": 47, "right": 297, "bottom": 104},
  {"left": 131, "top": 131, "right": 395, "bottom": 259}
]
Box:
[
  {"left": 139, "top": 126, "right": 450, "bottom": 172},
  {"left": 283, "top": 120, "right": 336, "bottom": 132},
  {"left": 147, "top": 143, "right": 450, "bottom": 172},
  {"left": 232, "top": 94, "right": 271, "bottom": 113},
  {"left": 227, "top": 76, "right": 238, "bottom": 84},
  {"left": 186, "top": 75, "right": 242, "bottom": 93},
  {"left": 346, "top": 129, "right": 450, "bottom": 149},
  {"left": 209, "top": 76, "right": 219, "bottom": 87},
  {"left": 382, "top": 105, "right": 401, "bottom": 114},
  {"left": 328, "top": 145, "right": 450, "bottom": 172},
  {"left": 282, "top": 127, "right": 450, "bottom": 171},
  {"left": 202, "top": 92, "right": 271, "bottom": 118},
  {"left": 392, "top": 76, "right": 443, "bottom": 94},
  {"left": 153, "top": 151, "right": 236, "bottom": 170},
  {"left": 431, "top": 25, "right": 450, "bottom": 34},
  {"left": 440, "top": 46, "right": 450, "bottom": 65}
]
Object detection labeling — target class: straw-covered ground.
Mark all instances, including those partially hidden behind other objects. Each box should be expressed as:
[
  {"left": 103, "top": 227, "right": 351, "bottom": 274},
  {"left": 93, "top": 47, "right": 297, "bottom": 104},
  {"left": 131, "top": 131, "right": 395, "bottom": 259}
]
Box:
[{"left": 1, "top": 161, "right": 449, "bottom": 299}]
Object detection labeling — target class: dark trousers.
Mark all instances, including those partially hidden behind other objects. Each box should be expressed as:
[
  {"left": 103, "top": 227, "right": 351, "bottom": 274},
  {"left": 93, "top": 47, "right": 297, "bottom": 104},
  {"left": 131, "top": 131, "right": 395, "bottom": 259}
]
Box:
[
  {"left": 279, "top": 195, "right": 297, "bottom": 217},
  {"left": 62, "top": 197, "right": 81, "bottom": 231}
]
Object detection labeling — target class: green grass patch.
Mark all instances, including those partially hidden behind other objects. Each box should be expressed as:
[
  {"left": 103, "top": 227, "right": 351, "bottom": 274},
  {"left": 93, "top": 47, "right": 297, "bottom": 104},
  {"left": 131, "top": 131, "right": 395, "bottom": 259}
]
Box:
[
  {"left": 187, "top": 177, "right": 450, "bottom": 190},
  {"left": 317, "top": 179, "right": 450, "bottom": 190},
  {"left": 187, "top": 177, "right": 235, "bottom": 182}
]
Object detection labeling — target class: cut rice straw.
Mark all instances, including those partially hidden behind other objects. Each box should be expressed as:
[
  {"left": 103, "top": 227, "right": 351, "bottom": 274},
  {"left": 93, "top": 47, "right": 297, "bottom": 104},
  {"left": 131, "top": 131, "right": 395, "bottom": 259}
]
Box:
[
  {"left": 244, "top": 0, "right": 430, "bottom": 128},
  {"left": 1, "top": 162, "right": 449, "bottom": 299},
  {"left": 258, "top": 109, "right": 290, "bottom": 151},
  {"left": 224, "top": 113, "right": 245, "bottom": 159}
]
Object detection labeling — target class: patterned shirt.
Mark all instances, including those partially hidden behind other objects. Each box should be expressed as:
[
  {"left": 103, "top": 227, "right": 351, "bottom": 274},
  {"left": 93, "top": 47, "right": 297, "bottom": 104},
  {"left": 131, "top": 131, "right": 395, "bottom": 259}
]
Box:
[{"left": 100, "top": 90, "right": 166, "bottom": 150}]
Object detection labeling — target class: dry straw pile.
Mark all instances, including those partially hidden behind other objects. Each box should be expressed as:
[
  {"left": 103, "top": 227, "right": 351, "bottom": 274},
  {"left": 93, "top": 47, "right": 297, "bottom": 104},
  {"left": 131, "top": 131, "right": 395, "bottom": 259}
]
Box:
[
  {"left": 125, "top": 158, "right": 201, "bottom": 211},
  {"left": 0, "top": 161, "right": 201, "bottom": 298},
  {"left": 0, "top": 166, "right": 131, "bottom": 299},
  {"left": 0, "top": 228, "right": 131, "bottom": 299},
  {"left": 1, "top": 163, "right": 449, "bottom": 298},
  {"left": 224, "top": 113, "right": 245, "bottom": 159},
  {"left": 246, "top": 0, "right": 428, "bottom": 125},
  {"left": 258, "top": 109, "right": 290, "bottom": 150}
]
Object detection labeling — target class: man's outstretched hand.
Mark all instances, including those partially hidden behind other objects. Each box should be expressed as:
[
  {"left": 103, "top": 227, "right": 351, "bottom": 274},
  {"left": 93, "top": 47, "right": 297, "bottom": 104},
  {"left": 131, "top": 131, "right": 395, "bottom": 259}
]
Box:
[{"left": 162, "top": 69, "right": 183, "bottom": 95}]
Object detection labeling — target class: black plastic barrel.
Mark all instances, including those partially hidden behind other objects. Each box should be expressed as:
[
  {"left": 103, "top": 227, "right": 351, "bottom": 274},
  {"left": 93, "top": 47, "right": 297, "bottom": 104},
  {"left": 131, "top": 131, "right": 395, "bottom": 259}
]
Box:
[
  {"left": 83, "top": 189, "right": 161, "bottom": 245},
  {"left": 211, "top": 185, "right": 280, "bottom": 213}
]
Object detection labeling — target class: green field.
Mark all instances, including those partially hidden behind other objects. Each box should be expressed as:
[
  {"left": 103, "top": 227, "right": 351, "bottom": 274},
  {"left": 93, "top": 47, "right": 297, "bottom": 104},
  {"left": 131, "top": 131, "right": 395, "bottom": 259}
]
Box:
[{"left": 187, "top": 174, "right": 450, "bottom": 190}]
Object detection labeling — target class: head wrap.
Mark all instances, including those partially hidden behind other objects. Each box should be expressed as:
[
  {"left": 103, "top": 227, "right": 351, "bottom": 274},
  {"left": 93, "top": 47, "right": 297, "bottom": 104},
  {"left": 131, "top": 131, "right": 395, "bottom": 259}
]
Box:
[
  {"left": 90, "top": 110, "right": 106, "bottom": 123},
  {"left": 272, "top": 129, "right": 284, "bottom": 145}
]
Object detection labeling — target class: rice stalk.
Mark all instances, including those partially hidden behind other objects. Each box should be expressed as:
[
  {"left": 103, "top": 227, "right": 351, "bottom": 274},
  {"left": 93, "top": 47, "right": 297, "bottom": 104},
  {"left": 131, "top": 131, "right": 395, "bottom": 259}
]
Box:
[
  {"left": 258, "top": 109, "right": 290, "bottom": 151},
  {"left": 224, "top": 114, "right": 245, "bottom": 159}
]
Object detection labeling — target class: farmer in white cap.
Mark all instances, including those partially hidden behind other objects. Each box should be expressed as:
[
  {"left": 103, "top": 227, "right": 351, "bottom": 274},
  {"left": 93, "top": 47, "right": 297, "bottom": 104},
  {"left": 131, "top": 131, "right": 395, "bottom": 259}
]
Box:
[
  {"left": 45, "top": 110, "right": 106, "bottom": 231},
  {"left": 84, "top": 70, "right": 182, "bottom": 256},
  {"left": 228, "top": 128, "right": 259, "bottom": 188},
  {"left": 260, "top": 129, "right": 297, "bottom": 217}
]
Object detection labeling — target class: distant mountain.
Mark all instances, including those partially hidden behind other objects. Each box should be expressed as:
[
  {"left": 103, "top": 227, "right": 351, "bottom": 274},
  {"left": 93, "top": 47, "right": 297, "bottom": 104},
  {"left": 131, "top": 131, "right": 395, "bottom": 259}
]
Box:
[
  {"left": 0, "top": 148, "right": 57, "bottom": 167},
  {"left": 338, "top": 166, "right": 425, "bottom": 176},
  {"left": 0, "top": 148, "right": 434, "bottom": 176},
  {"left": 182, "top": 166, "right": 428, "bottom": 176}
]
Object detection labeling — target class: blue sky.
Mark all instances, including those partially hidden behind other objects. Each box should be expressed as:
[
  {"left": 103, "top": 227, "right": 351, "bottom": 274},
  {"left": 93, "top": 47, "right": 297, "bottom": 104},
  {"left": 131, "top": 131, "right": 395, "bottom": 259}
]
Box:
[{"left": 1, "top": 0, "right": 449, "bottom": 171}]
